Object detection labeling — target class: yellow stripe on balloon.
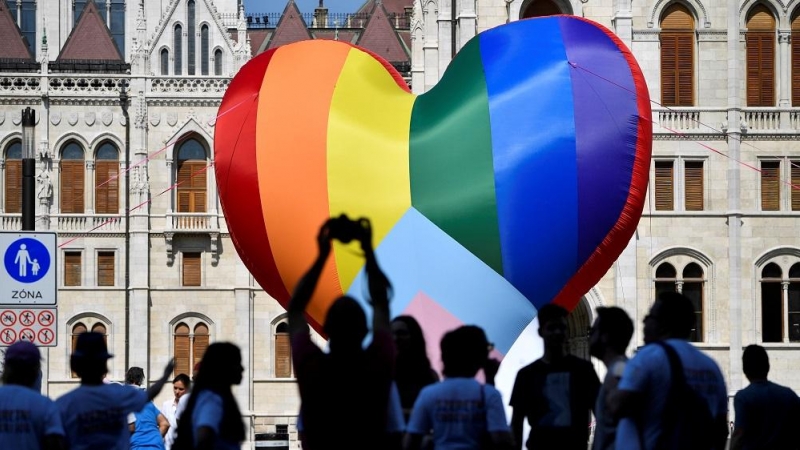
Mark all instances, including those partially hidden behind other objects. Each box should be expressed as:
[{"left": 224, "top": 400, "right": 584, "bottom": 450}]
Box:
[{"left": 327, "top": 49, "right": 415, "bottom": 293}]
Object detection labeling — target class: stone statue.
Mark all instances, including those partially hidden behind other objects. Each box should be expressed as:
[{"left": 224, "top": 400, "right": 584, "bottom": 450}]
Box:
[{"left": 37, "top": 170, "right": 53, "bottom": 200}]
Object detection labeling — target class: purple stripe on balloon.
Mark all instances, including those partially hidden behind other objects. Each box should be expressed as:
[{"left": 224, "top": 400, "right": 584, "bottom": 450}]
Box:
[{"left": 560, "top": 18, "right": 639, "bottom": 263}]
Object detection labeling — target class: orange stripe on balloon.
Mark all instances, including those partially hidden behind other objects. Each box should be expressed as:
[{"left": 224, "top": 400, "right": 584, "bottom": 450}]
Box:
[{"left": 256, "top": 41, "right": 352, "bottom": 325}]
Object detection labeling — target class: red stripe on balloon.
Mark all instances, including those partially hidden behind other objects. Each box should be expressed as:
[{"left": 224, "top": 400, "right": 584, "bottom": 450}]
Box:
[
  {"left": 215, "top": 48, "right": 291, "bottom": 304},
  {"left": 256, "top": 41, "right": 353, "bottom": 326}
]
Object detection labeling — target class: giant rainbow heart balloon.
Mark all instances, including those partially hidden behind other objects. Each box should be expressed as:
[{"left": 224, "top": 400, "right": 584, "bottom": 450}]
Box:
[{"left": 215, "top": 16, "right": 651, "bottom": 354}]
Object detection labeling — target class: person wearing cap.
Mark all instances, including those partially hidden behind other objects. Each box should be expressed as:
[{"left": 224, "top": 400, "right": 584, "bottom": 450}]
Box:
[
  {"left": 56, "top": 332, "right": 174, "bottom": 450},
  {"left": 0, "top": 340, "right": 66, "bottom": 450}
]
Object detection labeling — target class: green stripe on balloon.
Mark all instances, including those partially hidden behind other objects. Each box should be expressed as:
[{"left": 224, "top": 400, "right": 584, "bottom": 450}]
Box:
[{"left": 409, "top": 39, "right": 503, "bottom": 274}]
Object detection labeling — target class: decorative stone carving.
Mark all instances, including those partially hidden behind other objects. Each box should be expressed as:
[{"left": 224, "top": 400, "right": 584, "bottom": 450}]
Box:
[
  {"left": 38, "top": 142, "right": 50, "bottom": 160},
  {"left": 50, "top": 112, "right": 61, "bottom": 126},
  {"left": 37, "top": 170, "right": 53, "bottom": 201},
  {"left": 11, "top": 111, "right": 21, "bottom": 125},
  {"left": 85, "top": 112, "right": 96, "bottom": 126},
  {"left": 150, "top": 112, "right": 161, "bottom": 127},
  {"left": 207, "top": 115, "right": 216, "bottom": 127},
  {"left": 101, "top": 110, "right": 113, "bottom": 126},
  {"left": 211, "top": 233, "right": 220, "bottom": 265},
  {"left": 119, "top": 114, "right": 127, "bottom": 126},
  {"left": 166, "top": 112, "right": 178, "bottom": 126},
  {"left": 68, "top": 112, "right": 78, "bottom": 126},
  {"left": 165, "top": 232, "right": 175, "bottom": 265}
]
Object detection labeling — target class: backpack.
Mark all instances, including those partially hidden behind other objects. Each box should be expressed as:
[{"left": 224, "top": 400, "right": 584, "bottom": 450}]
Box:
[{"left": 653, "top": 341, "right": 716, "bottom": 450}]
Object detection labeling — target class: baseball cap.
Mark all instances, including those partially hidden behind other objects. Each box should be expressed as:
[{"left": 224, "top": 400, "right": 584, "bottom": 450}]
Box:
[{"left": 4, "top": 340, "right": 41, "bottom": 364}]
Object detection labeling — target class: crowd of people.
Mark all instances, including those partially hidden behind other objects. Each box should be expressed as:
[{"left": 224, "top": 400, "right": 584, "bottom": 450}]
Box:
[{"left": 2, "top": 215, "right": 799, "bottom": 450}]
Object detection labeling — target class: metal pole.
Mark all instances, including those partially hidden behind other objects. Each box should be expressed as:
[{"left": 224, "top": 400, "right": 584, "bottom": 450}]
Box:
[{"left": 21, "top": 108, "right": 36, "bottom": 231}]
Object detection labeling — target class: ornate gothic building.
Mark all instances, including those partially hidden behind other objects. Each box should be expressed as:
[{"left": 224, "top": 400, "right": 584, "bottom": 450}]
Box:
[{"left": 409, "top": 0, "right": 800, "bottom": 402}]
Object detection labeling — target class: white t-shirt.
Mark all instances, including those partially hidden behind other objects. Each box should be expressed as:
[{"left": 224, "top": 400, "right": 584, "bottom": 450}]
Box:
[
  {"left": 0, "top": 384, "right": 65, "bottom": 450},
  {"left": 56, "top": 383, "right": 148, "bottom": 450},
  {"left": 161, "top": 398, "right": 178, "bottom": 450}
]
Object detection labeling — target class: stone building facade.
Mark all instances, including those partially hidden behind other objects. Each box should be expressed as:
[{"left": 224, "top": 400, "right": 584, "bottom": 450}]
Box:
[{"left": 410, "top": 0, "right": 800, "bottom": 397}]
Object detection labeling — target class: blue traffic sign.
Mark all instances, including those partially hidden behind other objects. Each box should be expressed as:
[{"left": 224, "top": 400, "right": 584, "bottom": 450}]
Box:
[{"left": 3, "top": 238, "right": 51, "bottom": 283}]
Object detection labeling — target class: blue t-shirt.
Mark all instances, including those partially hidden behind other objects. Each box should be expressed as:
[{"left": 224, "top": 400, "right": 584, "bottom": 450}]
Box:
[
  {"left": 0, "top": 384, "right": 64, "bottom": 450},
  {"left": 56, "top": 383, "right": 148, "bottom": 450},
  {"left": 407, "top": 378, "right": 509, "bottom": 450},
  {"left": 192, "top": 391, "right": 241, "bottom": 450},
  {"left": 131, "top": 402, "right": 165, "bottom": 449},
  {"left": 617, "top": 339, "right": 727, "bottom": 450},
  {"left": 733, "top": 380, "right": 800, "bottom": 450}
]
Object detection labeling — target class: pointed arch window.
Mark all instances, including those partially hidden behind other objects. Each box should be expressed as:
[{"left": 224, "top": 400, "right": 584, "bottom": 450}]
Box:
[
  {"left": 187, "top": 1, "right": 196, "bottom": 76},
  {"left": 275, "top": 322, "right": 293, "bottom": 378},
  {"left": 654, "top": 261, "right": 705, "bottom": 342},
  {"left": 4, "top": 141, "right": 22, "bottom": 213},
  {"left": 174, "top": 24, "right": 183, "bottom": 75},
  {"left": 161, "top": 49, "right": 170, "bottom": 75},
  {"left": 214, "top": 49, "right": 223, "bottom": 76},
  {"left": 176, "top": 138, "right": 207, "bottom": 213},
  {"left": 201, "top": 24, "right": 210, "bottom": 75},
  {"left": 746, "top": 5, "right": 776, "bottom": 106},
  {"left": 522, "top": 0, "right": 562, "bottom": 18},
  {"left": 95, "top": 143, "right": 119, "bottom": 215},
  {"left": 61, "top": 142, "right": 85, "bottom": 214},
  {"left": 173, "top": 322, "right": 210, "bottom": 376},
  {"left": 660, "top": 4, "right": 694, "bottom": 106}
]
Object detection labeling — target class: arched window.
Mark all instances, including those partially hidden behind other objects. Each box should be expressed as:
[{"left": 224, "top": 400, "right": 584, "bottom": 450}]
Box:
[
  {"left": 660, "top": 4, "right": 694, "bottom": 106},
  {"left": 746, "top": 5, "right": 776, "bottom": 106},
  {"left": 654, "top": 261, "right": 705, "bottom": 342},
  {"left": 792, "top": 12, "right": 800, "bottom": 105},
  {"left": 4, "top": 141, "right": 22, "bottom": 213},
  {"left": 214, "top": 49, "right": 223, "bottom": 76},
  {"left": 70, "top": 319, "right": 109, "bottom": 377},
  {"left": 95, "top": 142, "right": 119, "bottom": 215},
  {"left": 760, "top": 261, "right": 800, "bottom": 343},
  {"left": 173, "top": 321, "right": 210, "bottom": 376},
  {"left": 201, "top": 24, "right": 209, "bottom": 75},
  {"left": 275, "top": 322, "right": 292, "bottom": 378},
  {"left": 176, "top": 138, "right": 207, "bottom": 213},
  {"left": 174, "top": 24, "right": 183, "bottom": 75},
  {"left": 187, "top": 1, "right": 196, "bottom": 76},
  {"left": 522, "top": 0, "right": 562, "bottom": 18},
  {"left": 61, "top": 142, "right": 85, "bottom": 214},
  {"left": 8, "top": 0, "right": 36, "bottom": 57},
  {"left": 161, "top": 48, "right": 169, "bottom": 75}
]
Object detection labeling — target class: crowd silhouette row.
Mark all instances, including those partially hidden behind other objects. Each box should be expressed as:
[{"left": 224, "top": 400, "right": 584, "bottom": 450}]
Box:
[{"left": 1, "top": 215, "right": 799, "bottom": 450}]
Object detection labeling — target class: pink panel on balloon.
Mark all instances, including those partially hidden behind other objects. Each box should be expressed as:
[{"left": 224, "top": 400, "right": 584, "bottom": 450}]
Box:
[{"left": 401, "top": 291, "right": 504, "bottom": 381}]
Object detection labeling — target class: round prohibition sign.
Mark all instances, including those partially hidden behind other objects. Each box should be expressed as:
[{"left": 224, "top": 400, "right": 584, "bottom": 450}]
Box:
[
  {"left": 0, "top": 328, "right": 16, "bottom": 345},
  {"left": 38, "top": 328, "right": 54, "bottom": 345},
  {"left": 38, "top": 310, "right": 55, "bottom": 326},
  {"left": 0, "top": 310, "right": 17, "bottom": 326},
  {"left": 19, "top": 328, "right": 35, "bottom": 342},
  {"left": 19, "top": 310, "right": 36, "bottom": 327}
]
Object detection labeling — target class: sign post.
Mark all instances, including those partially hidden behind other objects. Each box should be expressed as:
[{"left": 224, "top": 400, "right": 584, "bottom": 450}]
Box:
[{"left": 0, "top": 232, "right": 57, "bottom": 347}]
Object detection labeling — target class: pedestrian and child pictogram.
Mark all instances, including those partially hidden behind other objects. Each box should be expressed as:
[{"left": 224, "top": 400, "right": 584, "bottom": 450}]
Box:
[{"left": 0, "top": 232, "right": 57, "bottom": 306}]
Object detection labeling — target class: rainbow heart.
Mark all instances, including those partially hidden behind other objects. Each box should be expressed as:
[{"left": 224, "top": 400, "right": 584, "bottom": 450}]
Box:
[{"left": 215, "top": 16, "right": 651, "bottom": 354}]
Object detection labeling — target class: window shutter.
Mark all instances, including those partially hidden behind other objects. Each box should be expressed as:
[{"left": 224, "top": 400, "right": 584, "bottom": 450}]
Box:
[
  {"left": 193, "top": 323, "right": 209, "bottom": 368},
  {"left": 177, "top": 161, "right": 207, "bottom": 213},
  {"left": 71, "top": 323, "right": 87, "bottom": 378},
  {"left": 761, "top": 161, "right": 780, "bottom": 211},
  {"left": 654, "top": 161, "right": 674, "bottom": 210},
  {"left": 64, "top": 252, "right": 82, "bottom": 286},
  {"left": 661, "top": 34, "right": 677, "bottom": 105},
  {"left": 4, "top": 159, "right": 21, "bottom": 213},
  {"left": 792, "top": 161, "right": 800, "bottom": 210},
  {"left": 747, "top": 32, "right": 775, "bottom": 106},
  {"left": 97, "top": 252, "right": 115, "bottom": 286},
  {"left": 174, "top": 324, "right": 190, "bottom": 376},
  {"left": 275, "top": 332, "right": 292, "bottom": 377},
  {"left": 95, "top": 161, "right": 119, "bottom": 214},
  {"left": 793, "top": 18, "right": 800, "bottom": 105},
  {"left": 61, "top": 161, "right": 85, "bottom": 214},
  {"left": 182, "top": 253, "right": 201, "bottom": 286},
  {"left": 660, "top": 33, "right": 694, "bottom": 106},
  {"left": 684, "top": 161, "right": 704, "bottom": 211}
]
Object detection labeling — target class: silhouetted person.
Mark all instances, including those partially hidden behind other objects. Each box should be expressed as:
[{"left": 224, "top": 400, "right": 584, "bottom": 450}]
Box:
[
  {"left": 588, "top": 307, "right": 633, "bottom": 450},
  {"left": 163, "top": 373, "right": 191, "bottom": 450},
  {"left": 0, "top": 340, "right": 65, "bottom": 450},
  {"left": 613, "top": 292, "right": 728, "bottom": 450},
  {"left": 125, "top": 367, "right": 169, "bottom": 449},
  {"left": 173, "top": 343, "right": 245, "bottom": 450},
  {"left": 56, "top": 332, "right": 174, "bottom": 450},
  {"left": 509, "top": 304, "right": 600, "bottom": 450},
  {"left": 288, "top": 215, "right": 394, "bottom": 450},
  {"left": 730, "top": 345, "right": 800, "bottom": 450},
  {"left": 404, "top": 325, "right": 513, "bottom": 450},
  {"left": 392, "top": 315, "right": 439, "bottom": 422}
]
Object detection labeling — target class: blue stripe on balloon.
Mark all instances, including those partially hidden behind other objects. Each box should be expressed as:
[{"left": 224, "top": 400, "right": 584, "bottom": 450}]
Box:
[
  {"left": 559, "top": 18, "right": 638, "bottom": 264},
  {"left": 480, "top": 19, "right": 578, "bottom": 310},
  {"left": 346, "top": 207, "right": 536, "bottom": 354}
]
